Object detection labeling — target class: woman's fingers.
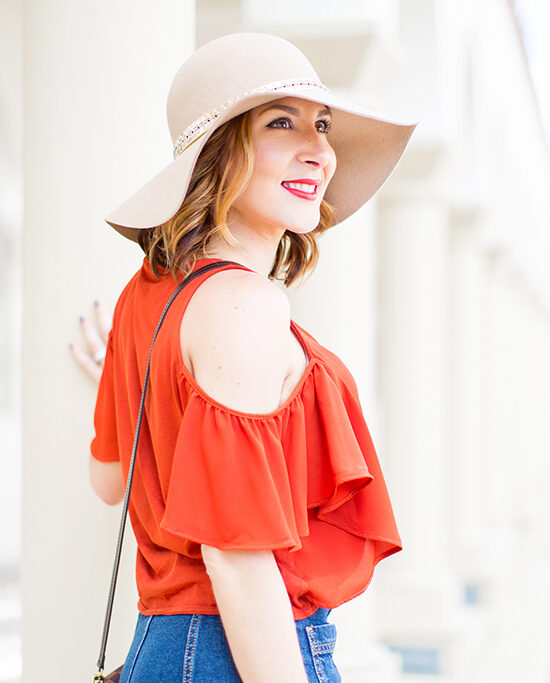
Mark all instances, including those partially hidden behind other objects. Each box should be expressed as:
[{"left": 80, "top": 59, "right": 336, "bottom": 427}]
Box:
[
  {"left": 93, "top": 299, "right": 112, "bottom": 344},
  {"left": 69, "top": 340, "right": 103, "bottom": 383},
  {"left": 79, "top": 315, "right": 108, "bottom": 367},
  {"left": 69, "top": 301, "right": 113, "bottom": 385}
]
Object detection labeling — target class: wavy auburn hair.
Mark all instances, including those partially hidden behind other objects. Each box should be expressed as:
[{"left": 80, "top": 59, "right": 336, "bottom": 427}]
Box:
[{"left": 137, "top": 108, "right": 337, "bottom": 287}]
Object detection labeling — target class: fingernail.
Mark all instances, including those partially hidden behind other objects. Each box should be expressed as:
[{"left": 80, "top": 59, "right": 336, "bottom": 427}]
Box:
[
  {"left": 69, "top": 343, "right": 73, "bottom": 349},
  {"left": 94, "top": 300, "right": 99, "bottom": 307},
  {"left": 79, "top": 316, "right": 85, "bottom": 322}
]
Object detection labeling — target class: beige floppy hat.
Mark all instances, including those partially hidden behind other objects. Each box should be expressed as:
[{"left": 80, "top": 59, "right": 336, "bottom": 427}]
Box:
[{"left": 105, "top": 32, "right": 419, "bottom": 243}]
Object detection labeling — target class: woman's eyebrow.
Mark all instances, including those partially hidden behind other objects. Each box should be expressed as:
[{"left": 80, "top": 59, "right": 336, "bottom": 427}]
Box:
[{"left": 260, "top": 104, "right": 332, "bottom": 117}]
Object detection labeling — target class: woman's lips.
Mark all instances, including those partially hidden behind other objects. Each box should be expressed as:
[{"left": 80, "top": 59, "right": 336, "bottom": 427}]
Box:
[{"left": 281, "top": 183, "right": 318, "bottom": 201}]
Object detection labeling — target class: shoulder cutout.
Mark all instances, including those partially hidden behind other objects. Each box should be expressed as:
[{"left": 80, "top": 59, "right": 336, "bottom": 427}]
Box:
[{"left": 181, "top": 268, "right": 293, "bottom": 414}]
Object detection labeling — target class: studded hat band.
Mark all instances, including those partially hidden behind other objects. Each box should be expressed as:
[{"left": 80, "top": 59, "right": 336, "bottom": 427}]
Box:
[{"left": 172, "top": 79, "right": 331, "bottom": 159}]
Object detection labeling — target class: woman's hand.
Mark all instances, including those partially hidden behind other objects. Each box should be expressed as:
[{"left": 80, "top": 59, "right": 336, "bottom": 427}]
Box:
[{"left": 69, "top": 300, "right": 112, "bottom": 384}]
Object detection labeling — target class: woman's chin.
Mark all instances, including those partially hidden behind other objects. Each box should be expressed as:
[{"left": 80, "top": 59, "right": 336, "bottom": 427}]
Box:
[{"left": 283, "top": 214, "right": 321, "bottom": 235}]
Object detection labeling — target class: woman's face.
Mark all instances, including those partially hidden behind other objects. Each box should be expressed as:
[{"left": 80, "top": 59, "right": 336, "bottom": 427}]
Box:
[{"left": 229, "top": 96, "right": 337, "bottom": 238}]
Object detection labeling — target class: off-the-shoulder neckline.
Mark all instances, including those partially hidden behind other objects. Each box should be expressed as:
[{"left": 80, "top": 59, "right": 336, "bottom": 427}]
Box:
[
  {"left": 178, "top": 352, "right": 318, "bottom": 419},
  {"left": 174, "top": 257, "right": 319, "bottom": 418}
]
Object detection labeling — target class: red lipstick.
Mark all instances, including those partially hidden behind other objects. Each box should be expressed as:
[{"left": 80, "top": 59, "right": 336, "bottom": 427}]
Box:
[{"left": 281, "top": 179, "right": 320, "bottom": 201}]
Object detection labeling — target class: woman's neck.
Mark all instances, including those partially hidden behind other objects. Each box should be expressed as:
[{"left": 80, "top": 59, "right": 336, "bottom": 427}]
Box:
[{"left": 204, "top": 243, "right": 277, "bottom": 281}]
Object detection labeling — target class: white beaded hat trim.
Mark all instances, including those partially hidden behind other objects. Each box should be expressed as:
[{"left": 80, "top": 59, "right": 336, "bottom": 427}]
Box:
[{"left": 172, "top": 78, "right": 331, "bottom": 159}]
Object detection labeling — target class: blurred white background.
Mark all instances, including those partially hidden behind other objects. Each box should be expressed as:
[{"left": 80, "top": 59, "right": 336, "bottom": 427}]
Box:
[{"left": 1, "top": 0, "right": 550, "bottom": 681}]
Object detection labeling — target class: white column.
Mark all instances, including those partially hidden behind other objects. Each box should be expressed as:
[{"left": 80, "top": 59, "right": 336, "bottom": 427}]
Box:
[
  {"left": 21, "top": 2, "right": 193, "bottom": 681},
  {"left": 448, "top": 206, "right": 489, "bottom": 574},
  {"left": 472, "top": 246, "right": 550, "bottom": 683},
  {"left": 0, "top": 3, "right": 24, "bottom": 680},
  {"left": 0, "top": 0, "right": 23, "bottom": 569},
  {"left": 377, "top": 152, "right": 452, "bottom": 578},
  {"left": 375, "top": 143, "right": 465, "bottom": 664}
]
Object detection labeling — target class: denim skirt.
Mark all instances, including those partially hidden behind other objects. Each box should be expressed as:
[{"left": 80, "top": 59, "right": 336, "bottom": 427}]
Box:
[{"left": 118, "top": 606, "right": 341, "bottom": 682}]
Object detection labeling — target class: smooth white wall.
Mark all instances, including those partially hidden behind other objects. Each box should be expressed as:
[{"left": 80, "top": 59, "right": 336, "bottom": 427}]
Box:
[
  {"left": 21, "top": 2, "right": 194, "bottom": 680},
  {"left": 0, "top": 0, "right": 23, "bottom": 571}
]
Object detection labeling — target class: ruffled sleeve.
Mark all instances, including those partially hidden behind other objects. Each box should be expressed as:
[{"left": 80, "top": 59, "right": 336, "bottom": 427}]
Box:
[
  {"left": 90, "top": 328, "right": 120, "bottom": 463},
  {"left": 158, "top": 355, "right": 402, "bottom": 566},
  {"left": 159, "top": 387, "right": 309, "bottom": 552}
]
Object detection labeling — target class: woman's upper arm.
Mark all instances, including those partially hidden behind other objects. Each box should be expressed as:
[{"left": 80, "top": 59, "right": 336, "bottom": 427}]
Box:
[
  {"left": 201, "top": 543, "right": 275, "bottom": 574},
  {"left": 89, "top": 457, "right": 125, "bottom": 505},
  {"left": 182, "top": 270, "right": 292, "bottom": 414}
]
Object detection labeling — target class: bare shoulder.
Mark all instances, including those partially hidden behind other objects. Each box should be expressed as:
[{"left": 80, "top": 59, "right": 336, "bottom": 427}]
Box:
[
  {"left": 180, "top": 269, "right": 292, "bottom": 413},
  {"left": 181, "top": 268, "right": 290, "bottom": 344}
]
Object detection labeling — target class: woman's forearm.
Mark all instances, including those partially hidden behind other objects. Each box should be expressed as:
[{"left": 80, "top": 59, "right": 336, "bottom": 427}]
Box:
[{"left": 203, "top": 548, "right": 309, "bottom": 683}]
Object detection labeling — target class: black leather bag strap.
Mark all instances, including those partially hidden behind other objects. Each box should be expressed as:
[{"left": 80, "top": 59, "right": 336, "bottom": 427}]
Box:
[{"left": 94, "top": 260, "right": 244, "bottom": 678}]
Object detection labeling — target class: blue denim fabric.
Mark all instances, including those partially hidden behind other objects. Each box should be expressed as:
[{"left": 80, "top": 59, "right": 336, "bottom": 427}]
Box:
[{"left": 118, "top": 606, "right": 341, "bottom": 682}]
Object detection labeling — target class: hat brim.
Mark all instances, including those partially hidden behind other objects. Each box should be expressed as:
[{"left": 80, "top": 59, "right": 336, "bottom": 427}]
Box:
[{"left": 105, "top": 88, "right": 418, "bottom": 242}]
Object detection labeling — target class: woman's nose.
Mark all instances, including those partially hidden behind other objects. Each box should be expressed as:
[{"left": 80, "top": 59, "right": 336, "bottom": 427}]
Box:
[{"left": 296, "top": 136, "right": 334, "bottom": 169}]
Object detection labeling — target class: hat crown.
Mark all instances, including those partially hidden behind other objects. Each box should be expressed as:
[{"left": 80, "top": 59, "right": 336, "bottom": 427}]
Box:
[{"left": 166, "top": 32, "right": 322, "bottom": 145}]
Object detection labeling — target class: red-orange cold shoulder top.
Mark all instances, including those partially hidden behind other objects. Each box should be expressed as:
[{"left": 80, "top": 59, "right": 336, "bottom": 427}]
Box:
[{"left": 90, "top": 256, "right": 402, "bottom": 620}]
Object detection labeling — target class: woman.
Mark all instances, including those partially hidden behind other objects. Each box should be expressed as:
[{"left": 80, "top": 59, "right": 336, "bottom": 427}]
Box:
[{"left": 83, "top": 32, "right": 417, "bottom": 683}]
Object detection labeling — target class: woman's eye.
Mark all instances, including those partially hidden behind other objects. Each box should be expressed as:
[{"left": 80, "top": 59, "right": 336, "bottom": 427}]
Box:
[
  {"left": 317, "top": 118, "right": 332, "bottom": 134},
  {"left": 268, "top": 117, "right": 292, "bottom": 130},
  {"left": 267, "top": 117, "right": 332, "bottom": 134}
]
